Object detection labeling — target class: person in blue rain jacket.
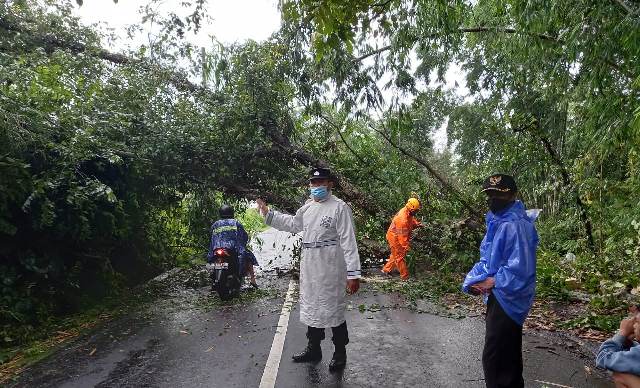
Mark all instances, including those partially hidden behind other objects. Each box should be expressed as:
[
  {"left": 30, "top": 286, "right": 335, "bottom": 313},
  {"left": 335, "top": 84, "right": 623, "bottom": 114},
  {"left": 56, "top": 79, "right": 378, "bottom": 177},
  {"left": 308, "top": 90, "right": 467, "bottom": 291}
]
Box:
[
  {"left": 208, "top": 204, "right": 259, "bottom": 288},
  {"left": 462, "top": 174, "right": 539, "bottom": 388}
]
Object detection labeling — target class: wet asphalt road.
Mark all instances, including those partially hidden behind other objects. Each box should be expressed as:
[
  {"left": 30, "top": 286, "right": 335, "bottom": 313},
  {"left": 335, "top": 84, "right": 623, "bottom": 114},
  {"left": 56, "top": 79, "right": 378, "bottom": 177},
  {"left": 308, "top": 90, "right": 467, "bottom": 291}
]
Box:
[
  {"left": 276, "top": 285, "right": 613, "bottom": 388},
  {"left": 10, "top": 228, "right": 614, "bottom": 388},
  {"left": 9, "top": 283, "right": 285, "bottom": 388}
]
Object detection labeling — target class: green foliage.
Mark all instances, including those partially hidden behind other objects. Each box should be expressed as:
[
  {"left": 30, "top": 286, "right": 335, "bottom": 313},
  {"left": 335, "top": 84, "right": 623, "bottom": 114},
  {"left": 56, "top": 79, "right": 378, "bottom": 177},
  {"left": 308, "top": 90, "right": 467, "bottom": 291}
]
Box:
[
  {"left": 0, "top": 0, "right": 186, "bottom": 342},
  {"left": 534, "top": 250, "right": 569, "bottom": 300},
  {"left": 284, "top": 0, "right": 640, "bottom": 307},
  {"left": 377, "top": 271, "right": 462, "bottom": 301},
  {"left": 2, "top": 0, "right": 639, "bottom": 351},
  {"left": 238, "top": 208, "right": 269, "bottom": 242},
  {"left": 0, "top": 0, "right": 305, "bottom": 349},
  {"left": 562, "top": 312, "right": 627, "bottom": 333}
]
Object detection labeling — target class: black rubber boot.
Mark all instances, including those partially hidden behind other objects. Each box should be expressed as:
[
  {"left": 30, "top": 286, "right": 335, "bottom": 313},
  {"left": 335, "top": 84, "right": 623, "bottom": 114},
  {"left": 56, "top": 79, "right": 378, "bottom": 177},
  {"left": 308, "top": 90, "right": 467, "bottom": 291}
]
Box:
[
  {"left": 329, "top": 321, "right": 349, "bottom": 372},
  {"left": 292, "top": 343, "right": 322, "bottom": 363},
  {"left": 328, "top": 348, "right": 347, "bottom": 372}
]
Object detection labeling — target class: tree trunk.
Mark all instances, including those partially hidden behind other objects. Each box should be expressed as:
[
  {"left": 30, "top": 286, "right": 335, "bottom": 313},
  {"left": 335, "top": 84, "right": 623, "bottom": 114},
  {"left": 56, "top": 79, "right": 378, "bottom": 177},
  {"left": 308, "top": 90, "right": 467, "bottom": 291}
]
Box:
[
  {"left": 260, "top": 117, "right": 387, "bottom": 217},
  {"left": 528, "top": 121, "right": 596, "bottom": 250},
  {"left": 369, "top": 123, "right": 483, "bottom": 221}
]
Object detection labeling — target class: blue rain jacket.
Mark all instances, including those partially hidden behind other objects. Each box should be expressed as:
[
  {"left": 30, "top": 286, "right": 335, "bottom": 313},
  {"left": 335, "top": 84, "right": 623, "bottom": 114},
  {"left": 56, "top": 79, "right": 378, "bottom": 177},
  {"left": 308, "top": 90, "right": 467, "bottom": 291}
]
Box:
[
  {"left": 462, "top": 201, "right": 539, "bottom": 326},
  {"left": 596, "top": 334, "right": 640, "bottom": 374},
  {"left": 207, "top": 219, "right": 248, "bottom": 270}
]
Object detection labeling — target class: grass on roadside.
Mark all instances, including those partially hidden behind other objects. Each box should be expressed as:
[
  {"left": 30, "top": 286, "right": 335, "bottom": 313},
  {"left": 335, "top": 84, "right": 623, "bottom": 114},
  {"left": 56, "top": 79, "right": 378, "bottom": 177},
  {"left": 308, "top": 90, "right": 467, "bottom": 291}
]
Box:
[
  {"left": 0, "top": 301, "right": 138, "bottom": 384},
  {"left": 375, "top": 270, "right": 462, "bottom": 302},
  {"left": 0, "top": 268, "right": 178, "bottom": 384},
  {"left": 372, "top": 258, "right": 632, "bottom": 336}
]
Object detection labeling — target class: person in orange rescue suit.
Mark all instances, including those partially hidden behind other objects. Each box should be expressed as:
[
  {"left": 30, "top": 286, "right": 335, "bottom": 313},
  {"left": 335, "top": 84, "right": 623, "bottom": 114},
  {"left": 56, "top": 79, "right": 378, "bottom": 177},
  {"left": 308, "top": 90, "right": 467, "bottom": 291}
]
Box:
[{"left": 381, "top": 197, "right": 422, "bottom": 280}]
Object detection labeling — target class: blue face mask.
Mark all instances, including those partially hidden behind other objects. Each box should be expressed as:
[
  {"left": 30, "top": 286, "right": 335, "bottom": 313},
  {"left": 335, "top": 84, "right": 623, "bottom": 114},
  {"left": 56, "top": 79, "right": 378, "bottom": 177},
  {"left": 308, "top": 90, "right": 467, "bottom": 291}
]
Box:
[{"left": 310, "top": 186, "right": 329, "bottom": 200}]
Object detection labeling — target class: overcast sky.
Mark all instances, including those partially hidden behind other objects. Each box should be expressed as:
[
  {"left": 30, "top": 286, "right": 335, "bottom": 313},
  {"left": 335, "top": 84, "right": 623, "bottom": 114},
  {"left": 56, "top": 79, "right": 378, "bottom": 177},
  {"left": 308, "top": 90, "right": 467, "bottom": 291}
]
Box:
[
  {"left": 73, "top": 0, "right": 282, "bottom": 46},
  {"left": 72, "top": 0, "right": 457, "bottom": 151}
]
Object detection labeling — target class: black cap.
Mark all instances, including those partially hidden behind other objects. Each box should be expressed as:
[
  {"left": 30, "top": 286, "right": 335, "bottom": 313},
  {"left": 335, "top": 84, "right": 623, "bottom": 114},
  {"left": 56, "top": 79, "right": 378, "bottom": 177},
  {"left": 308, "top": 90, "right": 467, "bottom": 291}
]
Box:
[
  {"left": 481, "top": 174, "right": 517, "bottom": 193},
  {"left": 309, "top": 167, "right": 333, "bottom": 182},
  {"left": 219, "top": 204, "right": 234, "bottom": 218}
]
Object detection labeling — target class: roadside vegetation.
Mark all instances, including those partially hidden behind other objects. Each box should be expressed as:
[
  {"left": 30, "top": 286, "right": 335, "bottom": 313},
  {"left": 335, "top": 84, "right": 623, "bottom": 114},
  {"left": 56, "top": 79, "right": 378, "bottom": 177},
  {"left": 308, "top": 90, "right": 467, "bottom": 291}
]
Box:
[{"left": 1, "top": 0, "right": 638, "bottom": 377}]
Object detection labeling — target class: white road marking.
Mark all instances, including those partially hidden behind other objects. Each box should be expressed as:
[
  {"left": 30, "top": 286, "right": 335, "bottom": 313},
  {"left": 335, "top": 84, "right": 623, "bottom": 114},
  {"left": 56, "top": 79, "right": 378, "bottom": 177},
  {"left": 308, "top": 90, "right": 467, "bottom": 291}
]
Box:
[
  {"left": 259, "top": 280, "right": 297, "bottom": 388},
  {"left": 534, "top": 380, "right": 575, "bottom": 388}
]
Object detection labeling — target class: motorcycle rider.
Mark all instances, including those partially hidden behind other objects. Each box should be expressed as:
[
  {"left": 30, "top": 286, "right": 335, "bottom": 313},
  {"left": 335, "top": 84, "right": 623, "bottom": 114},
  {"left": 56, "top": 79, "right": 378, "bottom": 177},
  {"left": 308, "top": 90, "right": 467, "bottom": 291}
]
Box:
[{"left": 207, "top": 204, "right": 259, "bottom": 288}]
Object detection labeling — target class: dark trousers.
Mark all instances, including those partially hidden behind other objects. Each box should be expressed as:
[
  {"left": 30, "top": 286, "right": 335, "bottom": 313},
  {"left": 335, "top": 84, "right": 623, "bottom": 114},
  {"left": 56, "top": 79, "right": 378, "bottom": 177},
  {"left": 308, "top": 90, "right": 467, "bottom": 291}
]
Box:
[
  {"left": 306, "top": 321, "right": 349, "bottom": 352},
  {"left": 483, "top": 294, "right": 524, "bottom": 388}
]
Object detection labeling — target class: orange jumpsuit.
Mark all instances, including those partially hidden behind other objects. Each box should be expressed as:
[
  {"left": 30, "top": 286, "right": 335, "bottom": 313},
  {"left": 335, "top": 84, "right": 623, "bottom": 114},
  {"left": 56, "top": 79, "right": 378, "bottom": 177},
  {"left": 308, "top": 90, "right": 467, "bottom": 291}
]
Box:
[{"left": 382, "top": 206, "right": 420, "bottom": 279}]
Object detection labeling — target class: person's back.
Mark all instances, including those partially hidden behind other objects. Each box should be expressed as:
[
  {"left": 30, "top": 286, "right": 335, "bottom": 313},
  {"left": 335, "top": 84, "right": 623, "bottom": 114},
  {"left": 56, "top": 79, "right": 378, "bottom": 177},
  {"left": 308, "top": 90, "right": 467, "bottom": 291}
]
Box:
[
  {"left": 209, "top": 219, "right": 247, "bottom": 257},
  {"left": 207, "top": 205, "right": 248, "bottom": 263}
]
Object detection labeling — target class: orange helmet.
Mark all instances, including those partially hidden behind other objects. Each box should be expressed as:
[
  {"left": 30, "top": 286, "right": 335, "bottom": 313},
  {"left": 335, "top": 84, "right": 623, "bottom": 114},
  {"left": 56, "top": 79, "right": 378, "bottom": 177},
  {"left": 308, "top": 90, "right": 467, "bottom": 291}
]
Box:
[{"left": 406, "top": 197, "right": 420, "bottom": 211}]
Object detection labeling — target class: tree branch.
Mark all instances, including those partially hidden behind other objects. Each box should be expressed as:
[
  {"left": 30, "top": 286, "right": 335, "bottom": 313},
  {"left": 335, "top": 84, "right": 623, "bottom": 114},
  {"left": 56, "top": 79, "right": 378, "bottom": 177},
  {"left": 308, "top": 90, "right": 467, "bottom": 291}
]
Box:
[
  {"left": 354, "top": 45, "right": 392, "bottom": 62},
  {"left": 368, "top": 122, "right": 482, "bottom": 220},
  {"left": 461, "top": 26, "right": 559, "bottom": 42},
  {"left": 222, "top": 182, "right": 301, "bottom": 214},
  {"left": 319, "top": 113, "right": 395, "bottom": 188},
  {"left": 0, "top": 16, "right": 203, "bottom": 94},
  {"left": 260, "top": 117, "right": 386, "bottom": 217},
  {"left": 522, "top": 119, "right": 596, "bottom": 250},
  {"left": 372, "top": 0, "right": 394, "bottom": 9},
  {"left": 353, "top": 27, "right": 560, "bottom": 62},
  {"left": 613, "top": 0, "right": 637, "bottom": 15},
  {"left": 352, "top": 25, "right": 633, "bottom": 79}
]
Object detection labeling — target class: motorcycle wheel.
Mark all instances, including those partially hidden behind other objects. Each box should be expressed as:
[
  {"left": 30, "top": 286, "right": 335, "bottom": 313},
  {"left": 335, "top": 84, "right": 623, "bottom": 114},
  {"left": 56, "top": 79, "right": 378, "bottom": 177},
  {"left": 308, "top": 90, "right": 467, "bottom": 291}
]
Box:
[
  {"left": 210, "top": 270, "right": 229, "bottom": 300},
  {"left": 220, "top": 274, "right": 241, "bottom": 301},
  {"left": 218, "top": 288, "right": 233, "bottom": 301}
]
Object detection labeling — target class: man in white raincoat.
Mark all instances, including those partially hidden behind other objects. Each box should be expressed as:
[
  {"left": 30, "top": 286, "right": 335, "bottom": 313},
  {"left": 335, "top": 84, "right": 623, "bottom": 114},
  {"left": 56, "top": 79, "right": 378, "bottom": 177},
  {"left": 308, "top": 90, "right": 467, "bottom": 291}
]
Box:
[{"left": 256, "top": 167, "right": 361, "bottom": 372}]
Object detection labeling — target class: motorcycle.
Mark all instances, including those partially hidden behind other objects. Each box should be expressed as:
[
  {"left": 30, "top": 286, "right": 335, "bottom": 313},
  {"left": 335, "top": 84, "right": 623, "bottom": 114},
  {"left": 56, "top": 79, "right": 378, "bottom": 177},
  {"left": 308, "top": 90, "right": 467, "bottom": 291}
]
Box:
[{"left": 207, "top": 247, "right": 242, "bottom": 301}]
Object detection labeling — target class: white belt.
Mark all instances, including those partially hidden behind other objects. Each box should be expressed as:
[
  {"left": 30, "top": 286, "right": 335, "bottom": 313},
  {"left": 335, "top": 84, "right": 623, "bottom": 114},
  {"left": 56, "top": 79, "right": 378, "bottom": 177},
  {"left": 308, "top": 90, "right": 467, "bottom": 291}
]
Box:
[{"left": 302, "top": 239, "right": 338, "bottom": 249}]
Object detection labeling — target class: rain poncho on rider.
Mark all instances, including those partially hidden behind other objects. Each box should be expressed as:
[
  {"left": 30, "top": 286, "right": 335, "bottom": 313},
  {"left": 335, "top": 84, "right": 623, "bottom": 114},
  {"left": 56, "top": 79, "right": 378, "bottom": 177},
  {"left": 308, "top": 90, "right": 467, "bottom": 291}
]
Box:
[{"left": 207, "top": 205, "right": 254, "bottom": 273}]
